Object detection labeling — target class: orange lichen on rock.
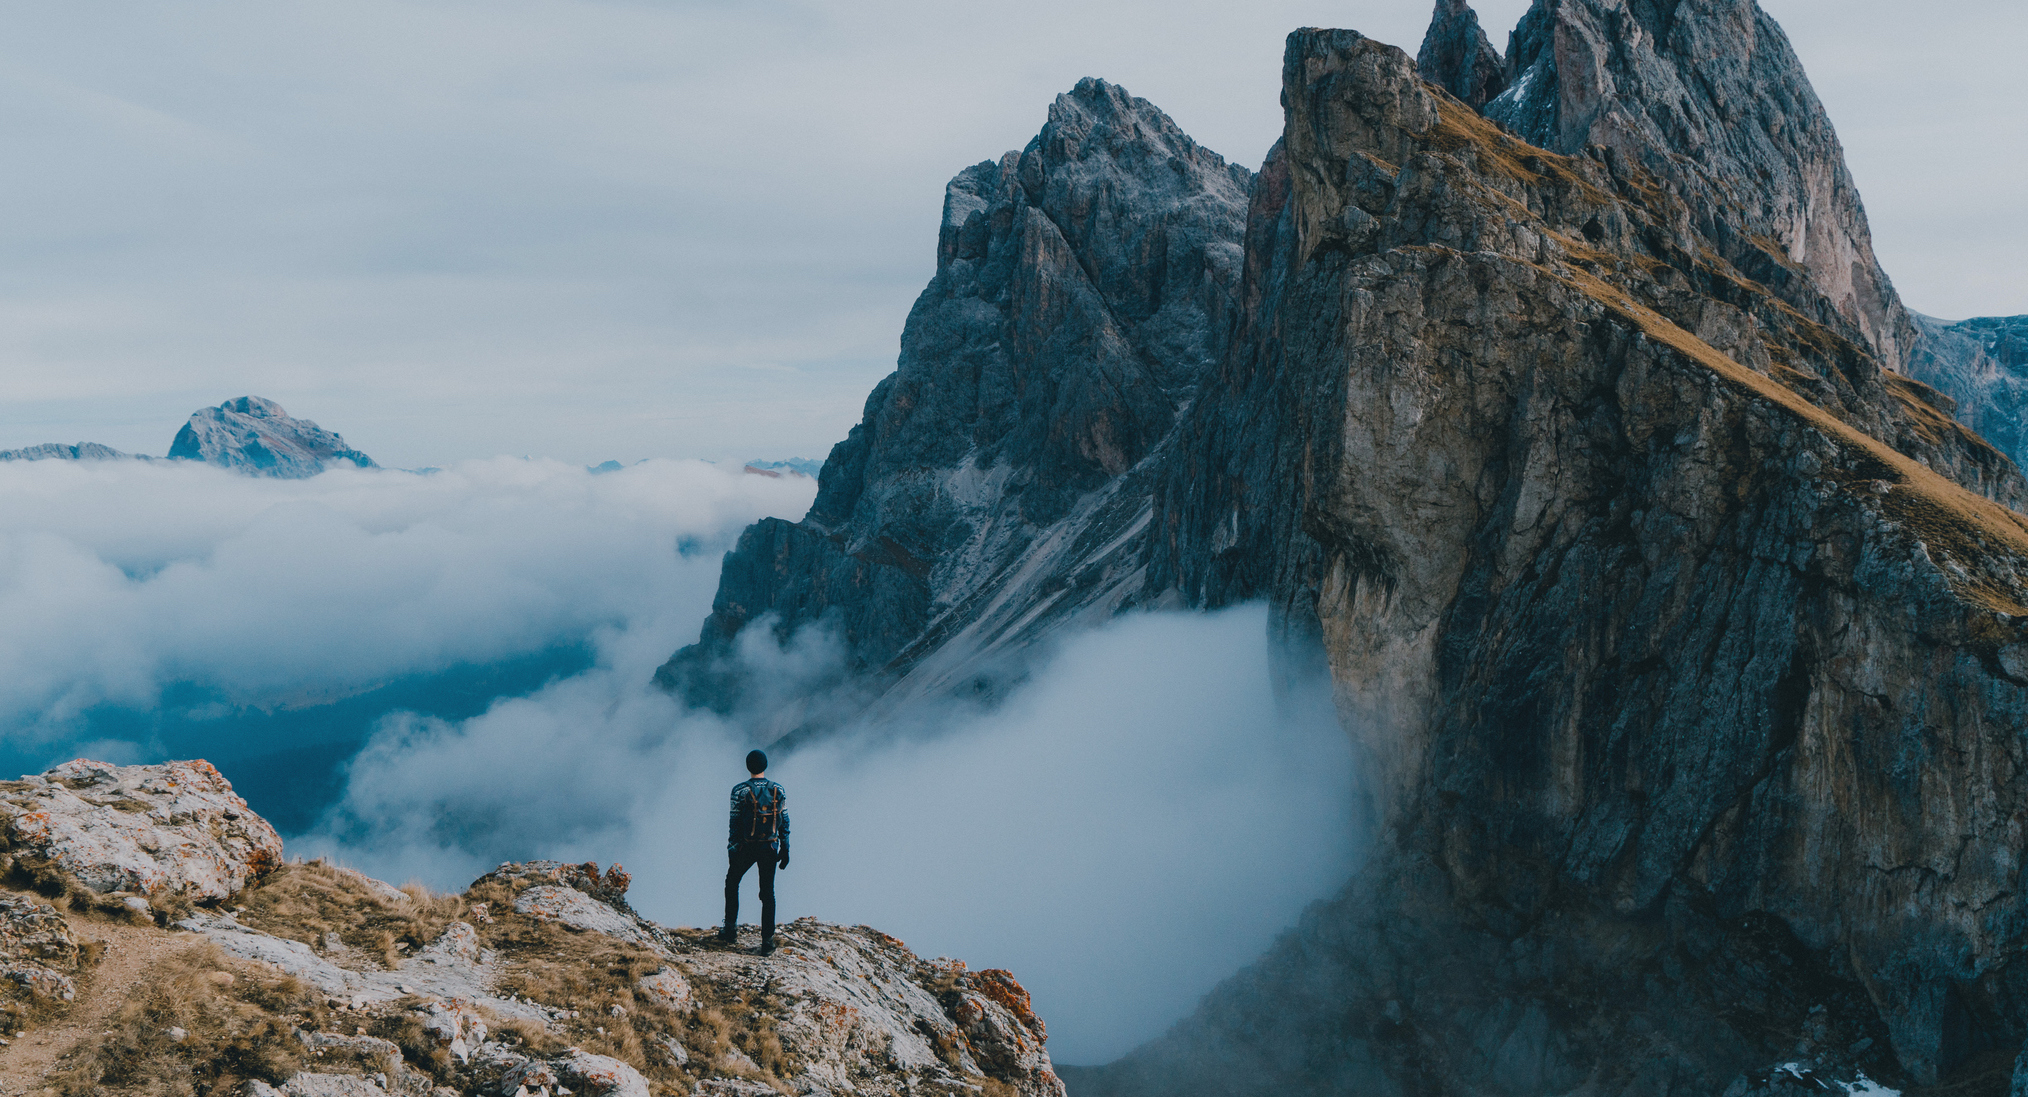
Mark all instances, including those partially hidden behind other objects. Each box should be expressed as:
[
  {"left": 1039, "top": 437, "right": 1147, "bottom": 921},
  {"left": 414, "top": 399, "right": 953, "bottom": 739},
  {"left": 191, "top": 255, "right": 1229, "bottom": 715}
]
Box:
[{"left": 974, "top": 969, "right": 1046, "bottom": 1042}]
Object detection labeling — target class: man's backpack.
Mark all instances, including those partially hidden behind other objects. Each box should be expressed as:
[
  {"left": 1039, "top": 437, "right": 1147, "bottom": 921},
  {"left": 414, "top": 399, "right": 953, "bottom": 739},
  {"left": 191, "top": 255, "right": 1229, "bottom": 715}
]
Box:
[{"left": 745, "top": 781, "right": 781, "bottom": 843}]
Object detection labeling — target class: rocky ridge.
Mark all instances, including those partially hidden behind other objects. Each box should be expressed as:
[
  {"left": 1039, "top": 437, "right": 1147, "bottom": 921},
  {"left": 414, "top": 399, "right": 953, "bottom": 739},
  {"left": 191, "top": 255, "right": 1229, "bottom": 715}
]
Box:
[
  {"left": 0, "top": 396, "right": 376, "bottom": 478},
  {"left": 0, "top": 443, "right": 154, "bottom": 463},
  {"left": 674, "top": 0, "right": 2028, "bottom": 1092},
  {"left": 656, "top": 77, "right": 1252, "bottom": 727},
  {"left": 0, "top": 760, "right": 1062, "bottom": 1097},
  {"left": 1088, "top": 13, "right": 2028, "bottom": 1097}
]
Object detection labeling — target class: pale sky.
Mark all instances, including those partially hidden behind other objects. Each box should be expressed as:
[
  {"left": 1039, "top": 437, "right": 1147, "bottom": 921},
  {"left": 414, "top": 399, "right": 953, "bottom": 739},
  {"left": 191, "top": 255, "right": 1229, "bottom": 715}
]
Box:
[{"left": 0, "top": 0, "right": 2019, "bottom": 468}]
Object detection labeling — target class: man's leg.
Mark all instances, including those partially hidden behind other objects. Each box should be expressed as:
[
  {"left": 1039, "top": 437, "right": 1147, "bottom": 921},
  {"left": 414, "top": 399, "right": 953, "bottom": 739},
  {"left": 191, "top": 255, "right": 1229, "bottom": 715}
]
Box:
[
  {"left": 722, "top": 847, "right": 754, "bottom": 940},
  {"left": 757, "top": 852, "right": 777, "bottom": 951}
]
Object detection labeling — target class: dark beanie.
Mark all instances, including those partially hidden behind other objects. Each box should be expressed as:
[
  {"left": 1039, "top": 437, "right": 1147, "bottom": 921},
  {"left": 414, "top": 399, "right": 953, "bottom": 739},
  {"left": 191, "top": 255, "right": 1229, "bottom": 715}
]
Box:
[{"left": 746, "top": 749, "right": 768, "bottom": 774}]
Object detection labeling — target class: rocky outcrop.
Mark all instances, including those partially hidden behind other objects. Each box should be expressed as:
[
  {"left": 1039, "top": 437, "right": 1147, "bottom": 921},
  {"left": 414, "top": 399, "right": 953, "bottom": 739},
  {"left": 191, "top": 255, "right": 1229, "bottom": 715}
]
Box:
[
  {"left": 0, "top": 759, "right": 282, "bottom": 904},
  {"left": 657, "top": 77, "right": 1252, "bottom": 724},
  {"left": 0, "top": 442, "right": 153, "bottom": 463},
  {"left": 1416, "top": 0, "right": 1507, "bottom": 109},
  {"left": 1907, "top": 312, "right": 2028, "bottom": 469},
  {"left": 0, "top": 894, "right": 86, "bottom": 1014},
  {"left": 169, "top": 396, "right": 376, "bottom": 478},
  {"left": 6, "top": 764, "right": 1063, "bottom": 1097}
]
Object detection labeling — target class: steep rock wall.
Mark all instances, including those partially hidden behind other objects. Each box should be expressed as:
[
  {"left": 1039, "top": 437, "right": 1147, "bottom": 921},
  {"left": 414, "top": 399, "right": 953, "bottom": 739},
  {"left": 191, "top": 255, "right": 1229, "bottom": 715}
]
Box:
[
  {"left": 1483, "top": 0, "right": 1917, "bottom": 370},
  {"left": 1909, "top": 313, "right": 2028, "bottom": 471},
  {"left": 1081, "top": 25, "right": 2028, "bottom": 1095},
  {"left": 658, "top": 79, "right": 1251, "bottom": 721}
]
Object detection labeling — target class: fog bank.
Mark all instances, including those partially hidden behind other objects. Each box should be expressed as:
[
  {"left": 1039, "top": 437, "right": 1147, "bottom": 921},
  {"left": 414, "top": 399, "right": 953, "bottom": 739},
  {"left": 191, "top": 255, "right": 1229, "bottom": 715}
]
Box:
[
  {"left": 0, "top": 456, "right": 813, "bottom": 780},
  {"left": 309, "top": 604, "right": 1360, "bottom": 1064}
]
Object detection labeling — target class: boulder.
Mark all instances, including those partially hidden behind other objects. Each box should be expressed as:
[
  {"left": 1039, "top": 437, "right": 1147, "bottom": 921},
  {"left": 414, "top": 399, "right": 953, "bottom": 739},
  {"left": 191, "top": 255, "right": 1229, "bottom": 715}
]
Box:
[
  {"left": 470, "top": 861, "right": 632, "bottom": 910},
  {"left": 550, "top": 1049, "right": 650, "bottom": 1097},
  {"left": 0, "top": 759, "right": 281, "bottom": 901},
  {"left": 511, "top": 886, "right": 651, "bottom": 946},
  {"left": 633, "top": 968, "right": 691, "bottom": 1012}
]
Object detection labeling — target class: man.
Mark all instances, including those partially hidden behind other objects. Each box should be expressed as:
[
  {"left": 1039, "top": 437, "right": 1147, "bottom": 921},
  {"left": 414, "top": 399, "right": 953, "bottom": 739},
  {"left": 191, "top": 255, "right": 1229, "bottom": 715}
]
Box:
[{"left": 721, "top": 748, "right": 789, "bottom": 955}]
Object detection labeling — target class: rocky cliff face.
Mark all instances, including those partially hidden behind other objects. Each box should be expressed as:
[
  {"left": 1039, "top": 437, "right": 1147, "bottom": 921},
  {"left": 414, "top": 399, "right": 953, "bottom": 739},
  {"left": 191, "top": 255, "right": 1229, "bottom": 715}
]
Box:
[
  {"left": 0, "top": 761, "right": 1063, "bottom": 1097},
  {"left": 672, "top": 1, "right": 2028, "bottom": 1091},
  {"left": 1084, "top": 16, "right": 2028, "bottom": 1097},
  {"left": 1482, "top": 0, "right": 1918, "bottom": 372},
  {"left": 170, "top": 396, "right": 377, "bottom": 478},
  {"left": 1416, "top": 0, "right": 1507, "bottom": 109},
  {"left": 1908, "top": 313, "right": 2028, "bottom": 470},
  {"left": 657, "top": 78, "right": 1251, "bottom": 723}
]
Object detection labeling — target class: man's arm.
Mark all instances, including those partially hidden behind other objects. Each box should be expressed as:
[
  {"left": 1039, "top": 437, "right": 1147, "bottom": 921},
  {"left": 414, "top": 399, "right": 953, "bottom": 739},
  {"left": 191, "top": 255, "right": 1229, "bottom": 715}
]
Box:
[
  {"left": 777, "top": 785, "right": 790, "bottom": 867},
  {"left": 728, "top": 783, "right": 746, "bottom": 850}
]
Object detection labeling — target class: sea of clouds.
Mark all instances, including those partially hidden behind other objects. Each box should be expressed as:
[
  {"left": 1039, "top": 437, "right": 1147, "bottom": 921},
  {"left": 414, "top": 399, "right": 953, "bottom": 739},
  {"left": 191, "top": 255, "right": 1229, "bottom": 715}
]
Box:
[{"left": 0, "top": 456, "right": 1359, "bottom": 1063}]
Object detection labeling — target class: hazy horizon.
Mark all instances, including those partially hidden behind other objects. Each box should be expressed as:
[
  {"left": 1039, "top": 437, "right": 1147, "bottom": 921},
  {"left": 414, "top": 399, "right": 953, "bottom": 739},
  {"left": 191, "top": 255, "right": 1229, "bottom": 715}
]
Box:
[{"left": 0, "top": 0, "right": 2019, "bottom": 469}]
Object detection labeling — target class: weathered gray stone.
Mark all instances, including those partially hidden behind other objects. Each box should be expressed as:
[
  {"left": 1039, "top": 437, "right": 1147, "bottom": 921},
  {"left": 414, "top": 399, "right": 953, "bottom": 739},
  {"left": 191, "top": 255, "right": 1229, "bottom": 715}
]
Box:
[
  {"left": 169, "top": 395, "right": 376, "bottom": 478},
  {"left": 1416, "top": 0, "right": 1506, "bottom": 108},
  {"left": 1478, "top": 0, "right": 1917, "bottom": 370},
  {"left": 0, "top": 759, "right": 282, "bottom": 901},
  {"left": 1084, "top": 22, "right": 2028, "bottom": 1097},
  {"left": 657, "top": 77, "right": 1252, "bottom": 725},
  {"left": 1907, "top": 312, "right": 2028, "bottom": 469}
]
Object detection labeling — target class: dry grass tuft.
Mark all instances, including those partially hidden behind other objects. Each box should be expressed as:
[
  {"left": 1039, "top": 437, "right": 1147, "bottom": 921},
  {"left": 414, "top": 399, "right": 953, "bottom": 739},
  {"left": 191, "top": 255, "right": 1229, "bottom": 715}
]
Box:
[
  {"left": 1553, "top": 261, "right": 2028, "bottom": 614},
  {"left": 50, "top": 943, "right": 332, "bottom": 1097},
  {"left": 235, "top": 860, "right": 469, "bottom": 964},
  {"left": 1425, "top": 92, "right": 1613, "bottom": 206}
]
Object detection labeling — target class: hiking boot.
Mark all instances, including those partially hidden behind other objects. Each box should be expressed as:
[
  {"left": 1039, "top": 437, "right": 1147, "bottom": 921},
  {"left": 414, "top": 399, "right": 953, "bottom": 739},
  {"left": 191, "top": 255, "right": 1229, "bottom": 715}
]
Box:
[
  {"left": 757, "top": 940, "right": 776, "bottom": 957},
  {"left": 716, "top": 925, "right": 737, "bottom": 944}
]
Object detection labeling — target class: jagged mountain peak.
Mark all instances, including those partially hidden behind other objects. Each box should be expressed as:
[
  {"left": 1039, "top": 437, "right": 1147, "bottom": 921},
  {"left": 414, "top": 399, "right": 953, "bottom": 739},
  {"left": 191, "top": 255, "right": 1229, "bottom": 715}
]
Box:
[
  {"left": 1479, "top": 0, "right": 1912, "bottom": 367},
  {"left": 1416, "top": 0, "right": 1508, "bottom": 108},
  {"left": 664, "top": 79, "right": 1251, "bottom": 720},
  {"left": 169, "top": 395, "right": 377, "bottom": 479}
]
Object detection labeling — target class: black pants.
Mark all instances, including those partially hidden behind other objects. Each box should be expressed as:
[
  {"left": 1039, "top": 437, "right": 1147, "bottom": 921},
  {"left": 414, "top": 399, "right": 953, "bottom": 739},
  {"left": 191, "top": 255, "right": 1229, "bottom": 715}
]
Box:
[{"left": 723, "top": 842, "right": 778, "bottom": 943}]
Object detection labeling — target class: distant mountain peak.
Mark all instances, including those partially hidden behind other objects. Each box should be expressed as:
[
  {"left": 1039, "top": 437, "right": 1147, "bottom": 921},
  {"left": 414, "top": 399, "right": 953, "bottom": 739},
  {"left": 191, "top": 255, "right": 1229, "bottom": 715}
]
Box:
[{"left": 168, "top": 396, "right": 376, "bottom": 479}]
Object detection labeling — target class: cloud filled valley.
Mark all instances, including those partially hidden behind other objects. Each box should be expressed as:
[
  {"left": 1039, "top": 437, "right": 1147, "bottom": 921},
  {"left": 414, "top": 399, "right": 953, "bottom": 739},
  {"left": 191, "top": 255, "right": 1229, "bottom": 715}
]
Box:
[{"left": 0, "top": 455, "right": 1360, "bottom": 1064}]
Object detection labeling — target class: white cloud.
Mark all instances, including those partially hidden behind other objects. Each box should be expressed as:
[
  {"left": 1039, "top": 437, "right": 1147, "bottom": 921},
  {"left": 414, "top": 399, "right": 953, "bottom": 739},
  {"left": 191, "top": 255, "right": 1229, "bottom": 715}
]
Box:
[
  {"left": 0, "top": 456, "right": 814, "bottom": 759},
  {"left": 306, "top": 604, "right": 1363, "bottom": 1065},
  {"left": 0, "top": 448, "right": 1361, "bottom": 1064}
]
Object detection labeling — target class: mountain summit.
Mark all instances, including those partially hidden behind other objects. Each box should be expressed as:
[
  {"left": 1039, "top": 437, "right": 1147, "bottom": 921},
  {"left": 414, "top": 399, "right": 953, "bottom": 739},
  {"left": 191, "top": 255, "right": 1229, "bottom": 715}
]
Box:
[{"left": 168, "top": 396, "right": 377, "bottom": 478}]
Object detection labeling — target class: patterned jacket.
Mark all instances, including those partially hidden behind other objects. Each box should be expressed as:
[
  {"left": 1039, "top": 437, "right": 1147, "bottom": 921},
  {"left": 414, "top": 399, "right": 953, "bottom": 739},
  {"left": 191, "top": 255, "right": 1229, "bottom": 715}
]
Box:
[{"left": 727, "top": 777, "right": 790, "bottom": 855}]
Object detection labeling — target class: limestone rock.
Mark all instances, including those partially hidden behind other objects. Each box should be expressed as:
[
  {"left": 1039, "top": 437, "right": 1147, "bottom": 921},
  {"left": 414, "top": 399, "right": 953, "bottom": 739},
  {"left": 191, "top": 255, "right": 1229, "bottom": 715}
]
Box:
[
  {"left": 471, "top": 860, "right": 632, "bottom": 911},
  {"left": 1906, "top": 312, "right": 2028, "bottom": 468},
  {"left": 511, "top": 886, "right": 651, "bottom": 946},
  {"left": 633, "top": 968, "right": 691, "bottom": 1012},
  {"left": 168, "top": 396, "right": 376, "bottom": 478},
  {"left": 1079, "top": 22, "right": 2028, "bottom": 1097},
  {"left": 0, "top": 893, "right": 84, "bottom": 1009},
  {"left": 657, "top": 77, "right": 1252, "bottom": 724},
  {"left": 1476, "top": 0, "right": 1916, "bottom": 369},
  {"left": 1416, "top": 0, "right": 1506, "bottom": 108},
  {"left": 548, "top": 1049, "right": 649, "bottom": 1097},
  {"left": 676, "top": 919, "right": 1065, "bottom": 1097},
  {"left": 280, "top": 1074, "right": 389, "bottom": 1097},
  {"left": 420, "top": 999, "right": 489, "bottom": 1063},
  {"left": 0, "top": 759, "right": 282, "bottom": 901}
]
